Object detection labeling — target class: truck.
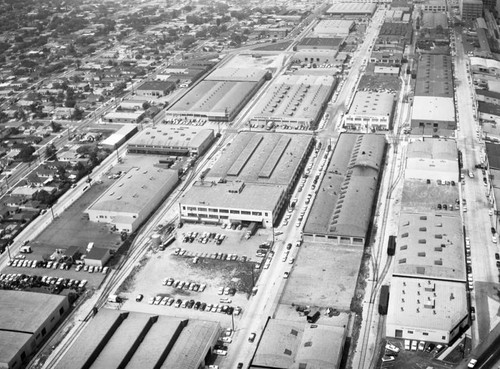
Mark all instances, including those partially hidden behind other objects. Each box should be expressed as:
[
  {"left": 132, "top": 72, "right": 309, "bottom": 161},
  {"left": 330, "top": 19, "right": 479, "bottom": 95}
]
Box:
[
  {"left": 387, "top": 235, "right": 396, "bottom": 256},
  {"left": 245, "top": 222, "right": 258, "bottom": 240},
  {"left": 379, "top": 285, "right": 390, "bottom": 315},
  {"left": 159, "top": 235, "right": 176, "bottom": 251},
  {"left": 107, "top": 294, "right": 122, "bottom": 303},
  {"left": 20, "top": 246, "right": 32, "bottom": 254},
  {"left": 307, "top": 309, "right": 320, "bottom": 323}
]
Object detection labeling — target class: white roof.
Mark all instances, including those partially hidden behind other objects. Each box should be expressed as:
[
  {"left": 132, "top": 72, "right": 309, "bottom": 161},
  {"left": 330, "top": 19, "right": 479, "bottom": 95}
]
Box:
[
  {"left": 411, "top": 96, "right": 455, "bottom": 122},
  {"left": 470, "top": 56, "right": 500, "bottom": 70}
]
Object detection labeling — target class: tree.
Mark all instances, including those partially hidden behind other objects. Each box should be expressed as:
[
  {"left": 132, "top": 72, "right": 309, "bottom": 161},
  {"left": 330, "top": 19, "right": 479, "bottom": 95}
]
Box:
[
  {"left": 46, "top": 143, "right": 57, "bottom": 161},
  {"left": 16, "top": 146, "right": 36, "bottom": 162},
  {"left": 50, "top": 121, "right": 62, "bottom": 132},
  {"left": 72, "top": 107, "right": 84, "bottom": 120},
  {"left": 142, "top": 101, "right": 151, "bottom": 110}
]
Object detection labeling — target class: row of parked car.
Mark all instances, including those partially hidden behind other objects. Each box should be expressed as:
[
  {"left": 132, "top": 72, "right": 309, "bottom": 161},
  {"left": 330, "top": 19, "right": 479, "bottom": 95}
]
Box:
[
  {"left": 162, "top": 277, "right": 207, "bottom": 292},
  {"left": 7, "top": 258, "right": 109, "bottom": 274},
  {"left": 181, "top": 231, "right": 227, "bottom": 245},
  {"left": 0, "top": 273, "right": 87, "bottom": 290},
  {"left": 146, "top": 295, "right": 242, "bottom": 315},
  {"left": 174, "top": 248, "right": 249, "bottom": 263}
]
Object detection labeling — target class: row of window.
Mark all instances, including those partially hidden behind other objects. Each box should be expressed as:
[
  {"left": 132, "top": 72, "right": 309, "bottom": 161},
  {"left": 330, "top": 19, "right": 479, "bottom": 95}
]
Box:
[{"left": 184, "top": 206, "right": 266, "bottom": 217}]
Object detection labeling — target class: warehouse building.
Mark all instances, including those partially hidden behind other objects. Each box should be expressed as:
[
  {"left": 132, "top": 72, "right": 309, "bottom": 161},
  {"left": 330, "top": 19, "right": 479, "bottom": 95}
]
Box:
[
  {"left": 461, "top": 0, "right": 483, "bottom": 21},
  {"left": 54, "top": 309, "right": 220, "bottom": 369},
  {"left": 386, "top": 277, "right": 468, "bottom": 343},
  {"left": 102, "top": 111, "right": 145, "bottom": 124},
  {"left": 312, "top": 20, "right": 354, "bottom": 37},
  {"left": 136, "top": 81, "right": 176, "bottom": 97},
  {"left": 325, "top": 3, "right": 377, "bottom": 17},
  {"left": 84, "top": 247, "right": 112, "bottom": 267},
  {"left": 165, "top": 67, "right": 269, "bottom": 122},
  {"left": 249, "top": 75, "right": 336, "bottom": 129},
  {"left": 394, "top": 213, "right": 466, "bottom": 282},
  {"left": 415, "top": 54, "right": 454, "bottom": 98},
  {"left": 179, "top": 132, "right": 313, "bottom": 228},
  {"left": 250, "top": 318, "right": 347, "bottom": 369},
  {"left": 344, "top": 91, "right": 395, "bottom": 131},
  {"left": 296, "top": 37, "right": 344, "bottom": 52},
  {"left": 127, "top": 125, "right": 215, "bottom": 157},
  {"left": 303, "top": 133, "right": 386, "bottom": 245},
  {"left": 422, "top": 0, "right": 447, "bottom": 12},
  {"left": 100, "top": 124, "right": 138, "bottom": 150},
  {"left": 294, "top": 49, "right": 339, "bottom": 65},
  {"left": 478, "top": 101, "right": 500, "bottom": 121},
  {"left": 410, "top": 96, "right": 455, "bottom": 134},
  {"left": 85, "top": 165, "right": 178, "bottom": 233},
  {"left": 404, "top": 138, "right": 459, "bottom": 182},
  {"left": 377, "top": 22, "right": 413, "bottom": 45},
  {"left": 470, "top": 57, "right": 500, "bottom": 76},
  {"left": 0, "top": 291, "right": 69, "bottom": 369}
]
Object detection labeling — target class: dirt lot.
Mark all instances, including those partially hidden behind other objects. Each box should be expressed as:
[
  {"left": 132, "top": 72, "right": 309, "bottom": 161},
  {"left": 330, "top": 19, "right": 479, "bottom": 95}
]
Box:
[
  {"left": 118, "top": 223, "right": 271, "bottom": 325},
  {"left": 358, "top": 74, "right": 401, "bottom": 93},
  {"left": 280, "top": 242, "right": 363, "bottom": 311}
]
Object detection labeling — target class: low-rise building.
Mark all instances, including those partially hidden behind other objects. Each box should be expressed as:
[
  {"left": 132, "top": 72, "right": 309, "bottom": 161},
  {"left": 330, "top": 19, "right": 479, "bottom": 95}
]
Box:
[
  {"left": 136, "top": 81, "right": 176, "bottom": 97},
  {"left": 102, "top": 111, "right": 145, "bottom": 124},
  {"left": 100, "top": 125, "right": 138, "bottom": 150},
  {"left": 344, "top": 91, "right": 395, "bottom": 131},
  {"left": 84, "top": 247, "right": 112, "bottom": 267},
  {"left": 461, "top": 0, "right": 483, "bottom": 21},
  {"left": 127, "top": 125, "right": 215, "bottom": 157},
  {"left": 410, "top": 96, "right": 455, "bottom": 134},
  {"left": 478, "top": 101, "right": 500, "bottom": 121}
]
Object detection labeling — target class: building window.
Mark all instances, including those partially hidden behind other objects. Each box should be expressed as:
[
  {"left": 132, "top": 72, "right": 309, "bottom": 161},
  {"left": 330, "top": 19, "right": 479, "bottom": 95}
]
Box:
[
  {"left": 198, "top": 207, "right": 207, "bottom": 212},
  {"left": 219, "top": 209, "right": 229, "bottom": 213},
  {"left": 252, "top": 212, "right": 262, "bottom": 216},
  {"left": 395, "top": 329, "right": 403, "bottom": 338},
  {"left": 408, "top": 330, "right": 413, "bottom": 334},
  {"left": 230, "top": 210, "right": 240, "bottom": 214},
  {"left": 209, "top": 208, "right": 218, "bottom": 213},
  {"left": 241, "top": 211, "right": 251, "bottom": 215},
  {"left": 423, "top": 332, "right": 429, "bottom": 336},
  {"left": 42, "top": 328, "right": 46, "bottom": 336},
  {"left": 59, "top": 307, "right": 65, "bottom": 316}
]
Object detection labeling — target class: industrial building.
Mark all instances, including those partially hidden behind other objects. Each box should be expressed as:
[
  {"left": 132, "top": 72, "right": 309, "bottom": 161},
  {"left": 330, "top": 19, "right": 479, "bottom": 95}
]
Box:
[
  {"left": 294, "top": 49, "right": 339, "bottom": 65},
  {"left": 460, "top": 0, "right": 483, "bottom": 21},
  {"left": 404, "top": 138, "right": 459, "bottom": 181},
  {"left": 102, "top": 111, "right": 145, "bottom": 124},
  {"left": 127, "top": 125, "right": 215, "bottom": 157},
  {"left": 394, "top": 213, "right": 466, "bottom": 282},
  {"left": 249, "top": 75, "right": 336, "bottom": 129},
  {"left": 179, "top": 132, "right": 313, "bottom": 228},
  {"left": 415, "top": 55, "right": 454, "bottom": 98},
  {"left": 85, "top": 165, "right": 179, "bottom": 233},
  {"left": 325, "top": 3, "right": 377, "bottom": 17},
  {"left": 422, "top": 0, "right": 447, "bottom": 12},
  {"left": 344, "top": 91, "right": 395, "bottom": 131},
  {"left": 250, "top": 318, "right": 347, "bottom": 369},
  {"left": 470, "top": 56, "right": 500, "bottom": 75},
  {"left": 421, "top": 12, "right": 448, "bottom": 29},
  {"left": 478, "top": 101, "right": 500, "bottom": 121},
  {"left": 84, "top": 247, "right": 112, "bottom": 267},
  {"left": 165, "top": 67, "right": 269, "bottom": 122},
  {"left": 386, "top": 277, "right": 469, "bottom": 343},
  {"left": 136, "top": 81, "right": 176, "bottom": 97},
  {"left": 377, "top": 22, "right": 413, "bottom": 45},
  {"left": 296, "top": 37, "right": 344, "bottom": 51},
  {"left": 303, "top": 133, "right": 386, "bottom": 245},
  {"left": 0, "top": 291, "right": 69, "bottom": 369},
  {"left": 100, "top": 125, "right": 138, "bottom": 150},
  {"left": 312, "top": 20, "right": 354, "bottom": 37},
  {"left": 53, "top": 309, "right": 220, "bottom": 369},
  {"left": 410, "top": 96, "right": 455, "bottom": 134},
  {"left": 369, "top": 51, "right": 404, "bottom": 65}
]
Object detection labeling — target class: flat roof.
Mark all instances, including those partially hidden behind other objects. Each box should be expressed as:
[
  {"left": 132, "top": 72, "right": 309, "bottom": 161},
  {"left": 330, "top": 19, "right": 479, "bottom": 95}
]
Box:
[
  {"left": 101, "top": 124, "right": 137, "bottom": 146},
  {"left": 347, "top": 91, "right": 395, "bottom": 117},
  {"left": 304, "top": 133, "right": 386, "bottom": 239},
  {"left": 204, "top": 67, "right": 268, "bottom": 82},
  {"left": 207, "top": 132, "right": 313, "bottom": 186},
  {"left": 379, "top": 22, "right": 412, "bottom": 37},
  {"left": 128, "top": 125, "right": 214, "bottom": 150},
  {"left": 326, "top": 3, "right": 377, "bottom": 14},
  {"left": 470, "top": 56, "right": 500, "bottom": 70},
  {"left": 104, "top": 111, "right": 144, "bottom": 120},
  {"left": 406, "top": 138, "right": 457, "bottom": 161},
  {"left": 394, "top": 213, "right": 466, "bottom": 281},
  {"left": 167, "top": 80, "right": 259, "bottom": 117},
  {"left": 137, "top": 80, "right": 175, "bottom": 91},
  {"left": 180, "top": 181, "right": 284, "bottom": 212},
  {"left": 387, "top": 277, "right": 468, "bottom": 332},
  {"left": 253, "top": 319, "right": 346, "bottom": 369},
  {"left": 298, "top": 37, "right": 344, "bottom": 48},
  {"left": 160, "top": 320, "right": 219, "bottom": 369},
  {"left": 422, "top": 12, "right": 448, "bottom": 29},
  {"left": 250, "top": 74, "right": 336, "bottom": 123},
  {"left": 411, "top": 96, "right": 455, "bottom": 122},
  {"left": 479, "top": 101, "right": 500, "bottom": 117},
  {"left": 0, "top": 331, "right": 32, "bottom": 366},
  {"left": 313, "top": 20, "right": 354, "bottom": 35},
  {"left": 486, "top": 142, "right": 500, "bottom": 170},
  {"left": 415, "top": 54, "right": 453, "bottom": 98},
  {"left": 0, "top": 291, "right": 67, "bottom": 333},
  {"left": 86, "top": 165, "right": 178, "bottom": 214}
]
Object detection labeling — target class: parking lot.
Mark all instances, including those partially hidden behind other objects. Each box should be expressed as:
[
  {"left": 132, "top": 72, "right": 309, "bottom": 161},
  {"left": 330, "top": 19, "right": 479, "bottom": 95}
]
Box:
[{"left": 118, "top": 223, "right": 272, "bottom": 324}]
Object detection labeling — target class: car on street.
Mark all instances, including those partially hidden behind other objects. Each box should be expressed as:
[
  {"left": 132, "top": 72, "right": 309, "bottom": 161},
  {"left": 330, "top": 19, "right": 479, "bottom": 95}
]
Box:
[
  {"left": 382, "top": 356, "right": 395, "bottom": 362},
  {"left": 248, "top": 333, "right": 256, "bottom": 343},
  {"left": 468, "top": 358, "right": 477, "bottom": 368},
  {"left": 135, "top": 294, "right": 144, "bottom": 302},
  {"left": 283, "top": 272, "right": 289, "bottom": 279}
]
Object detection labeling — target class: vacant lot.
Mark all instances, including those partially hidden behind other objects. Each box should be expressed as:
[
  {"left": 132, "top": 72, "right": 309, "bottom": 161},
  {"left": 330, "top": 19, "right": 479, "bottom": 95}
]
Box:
[
  {"left": 358, "top": 74, "right": 401, "bottom": 93},
  {"left": 118, "top": 223, "right": 270, "bottom": 324},
  {"left": 253, "top": 41, "right": 292, "bottom": 52},
  {"left": 281, "top": 242, "right": 363, "bottom": 311}
]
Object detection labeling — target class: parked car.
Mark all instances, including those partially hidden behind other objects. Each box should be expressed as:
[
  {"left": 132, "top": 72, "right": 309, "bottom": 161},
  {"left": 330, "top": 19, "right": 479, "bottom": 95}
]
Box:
[
  {"left": 248, "top": 333, "right": 256, "bottom": 343},
  {"left": 135, "top": 294, "right": 144, "bottom": 302}
]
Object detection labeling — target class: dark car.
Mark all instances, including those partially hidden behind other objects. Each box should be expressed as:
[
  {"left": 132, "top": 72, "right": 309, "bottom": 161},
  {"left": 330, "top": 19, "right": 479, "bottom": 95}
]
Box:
[
  {"left": 496, "top": 253, "right": 500, "bottom": 260},
  {"left": 496, "top": 261, "right": 500, "bottom": 268},
  {"left": 226, "top": 306, "right": 234, "bottom": 315},
  {"left": 425, "top": 343, "right": 436, "bottom": 353},
  {"left": 467, "top": 265, "right": 472, "bottom": 274},
  {"left": 214, "top": 344, "right": 228, "bottom": 351},
  {"left": 187, "top": 299, "right": 195, "bottom": 309},
  {"left": 492, "top": 227, "right": 497, "bottom": 234},
  {"left": 237, "top": 363, "right": 244, "bottom": 369},
  {"left": 194, "top": 301, "right": 201, "bottom": 310},
  {"left": 437, "top": 204, "right": 442, "bottom": 210},
  {"left": 200, "top": 302, "right": 207, "bottom": 311},
  {"left": 286, "top": 243, "right": 292, "bottom": 250}
]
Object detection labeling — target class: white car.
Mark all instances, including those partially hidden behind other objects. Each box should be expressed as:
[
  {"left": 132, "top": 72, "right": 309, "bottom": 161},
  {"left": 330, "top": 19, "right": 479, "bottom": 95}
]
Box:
[
  {"left": 411, "top": 340, "right": 417, "bottom": 351},
  {"left": 385, "top": 343, "right": 400, "bottom": 353},
  {"left": 468, "top": 359, "right": 477, "bottom": 368},
  {"left": 404, "top": 340, "right": 410, "bottom": 351},
  {"left": 382, "top": 356, "right": 395, "bottom": 362}
]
